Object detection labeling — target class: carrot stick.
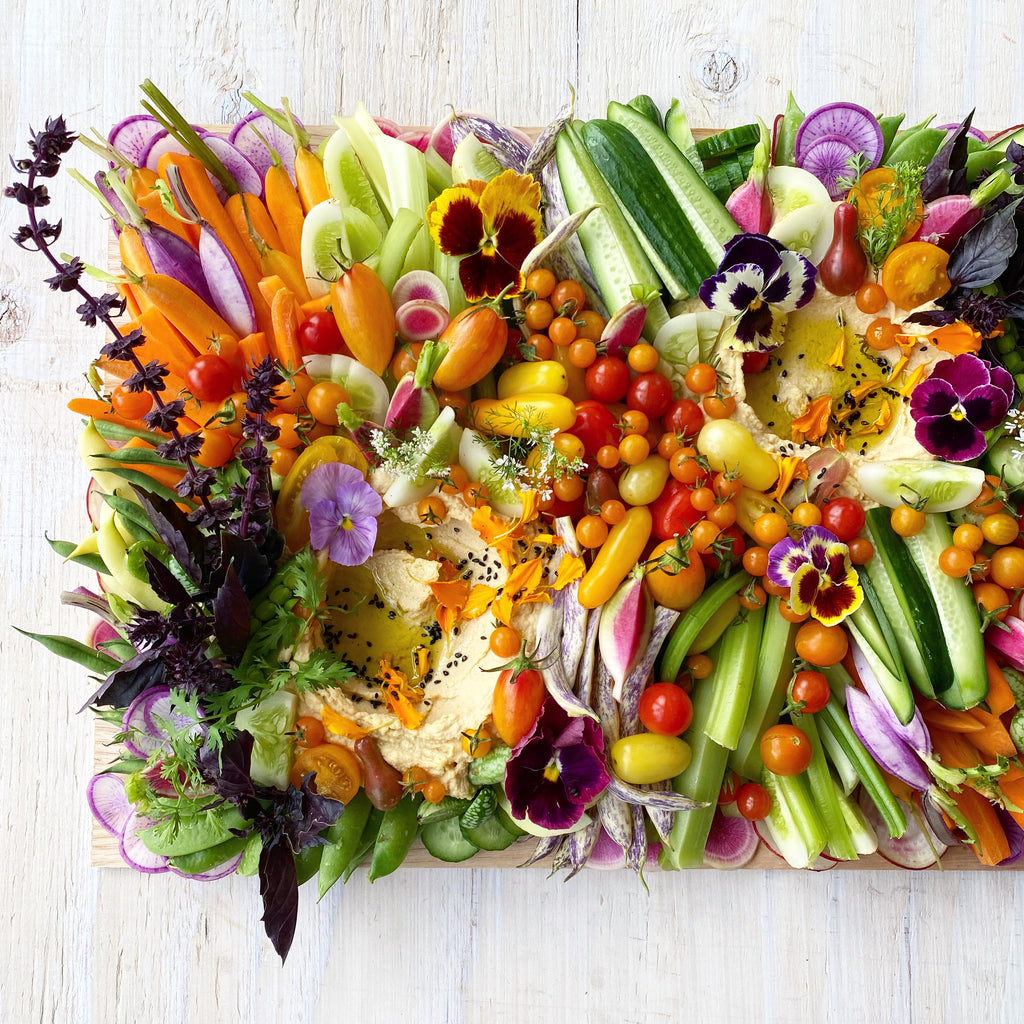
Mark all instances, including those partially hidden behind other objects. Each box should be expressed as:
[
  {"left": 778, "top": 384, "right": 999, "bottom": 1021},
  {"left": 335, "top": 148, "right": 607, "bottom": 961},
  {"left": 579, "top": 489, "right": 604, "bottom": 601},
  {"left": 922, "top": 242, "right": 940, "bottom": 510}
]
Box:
[
  {"left": 270, "top": 288, "right": 304, "bottom": 371},
  {"left": 136, "top": 306, "right": 200, "bottom": 378},
  {"left": 998, "top": 768, "right": 1024, "bottom": 831},
  {"left": 964, "top": 705, "right": 1017, "bottom": 760},
  {"left": 929, "top": 727, "right": 984, "bottom": 770},
  {"left": 918, "top": 702, "right": 986, "bottom": 733},
  {"left": 134, "top": 273, "right": 238, "bottom": 352},
  {"left": 300, "top": 293, "right": 333, "bottom": 317},
  {"left": 119, "top": 283, "right": 143, "bottom": 320},
  {"left": 157, "top": 153, "right": 272, "bottom": 336},
  {"left": 128, "top": 166, "right": 199, "bottom": 247},
  {"left": 258, "top": 275, "right": 288, "bottom": 308},
  {"left": 264, "top": 162, "right": 305, "bottom": 263},
  {"left": 262, "top": 247, "right": 312, "bottom": 303},
  {"left": 985, "top": 651, "right": 1017, "bottom": 716},
  {"left": 225, "top": 192, "right": 284, "bottom": 267},
  {"left": 67, "top": 398, "right": 149, "bottom": 432},
  {"left": 947, "top": 785, "right": 1011, "bottom": 866},
  {"left": 238, "top": 332, "right": 272, "bottom": 374},
  {"left": 295, "top": 149, "right": 330, "bottom": 213},
  {"left": 119, "top": 225, "right": 154, "bottom": 279}
]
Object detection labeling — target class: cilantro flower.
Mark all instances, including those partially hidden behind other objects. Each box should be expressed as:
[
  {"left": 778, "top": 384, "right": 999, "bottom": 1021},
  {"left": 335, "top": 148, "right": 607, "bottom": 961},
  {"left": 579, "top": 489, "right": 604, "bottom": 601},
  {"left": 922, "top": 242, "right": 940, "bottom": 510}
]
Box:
[
  {"left": 909, "top": 352, "right": 1014, "bottom": 462},
  {"left": 300, "top": 462, "right": 381, "bottom": 566},
  {"left": 767, "top": 525, "right": 863, "bottom": 626},
  {"left": 504, "top": 697, "right": 610, "bottom": 831},
  {"left": 698, "top": 233, "right": 816, "bottom": 351},
  {"left": 426, "top": 169, "right": 542, "bottom": 301}
]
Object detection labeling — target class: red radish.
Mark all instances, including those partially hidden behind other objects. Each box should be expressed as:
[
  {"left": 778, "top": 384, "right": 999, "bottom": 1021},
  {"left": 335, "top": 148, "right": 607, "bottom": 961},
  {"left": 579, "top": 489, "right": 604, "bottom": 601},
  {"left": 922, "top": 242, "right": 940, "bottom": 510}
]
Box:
[
  {"left": 726, "top": 178, "right": 772, "bottom": 233},
  {"left": 857, "top": 790, "right": 945, "bottom": 869},
  {"left": 384, "top": 339, "right": 445, "bottom": 431},
  {"left": 600, "top": 299, "right": 647, "bottom": 359},
  {"left": 794, "top": 101, "right": 883, "bottom": 169},
  {"left": 395, "top": 299, "right": 450, "bottom": 343},
  {"left": 391, "top": 270, "right": 451, "bottom": 311},
  {"left": 984, "top": 613, "right": 1024, "bottom": 671},
  {"left": 428, "top": 117, "right": 456, "bottom": 164},
  {"left": 597, "top": 573, "right": 653, "bottom": 701},
  {"left": 397, "top": 130, "right": 430, "bottom": 153},
  {"left": 373, "top": 116, "right": 402, "bottom": 138},
  {"left": 703, "top": 810, "right": 759, "bottom": 869},
  {"left": 86, "top": 478, "right": 105, "bottom": 527},
  {"left": 87, "top": 773, "right": 132, "bottom": 838},
  {"left": 799, "top": 134, "right": 859, "bottom": 199},
  {"left": 914, "top": 195, "right": 983, "bottom": 250},
  {"left": 936, "top": 123, "right": 989, "bottom": 143}
]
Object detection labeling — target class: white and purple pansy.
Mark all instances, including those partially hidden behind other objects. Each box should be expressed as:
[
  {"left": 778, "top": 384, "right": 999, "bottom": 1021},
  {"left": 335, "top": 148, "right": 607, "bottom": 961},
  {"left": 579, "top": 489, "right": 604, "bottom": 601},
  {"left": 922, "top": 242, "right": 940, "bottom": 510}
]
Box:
[
  {"left": 766, "top": 525, "right": 863, "bottom": 627},
  {"left": 698, "top": 233, "right": 817, "bottom": 351}
]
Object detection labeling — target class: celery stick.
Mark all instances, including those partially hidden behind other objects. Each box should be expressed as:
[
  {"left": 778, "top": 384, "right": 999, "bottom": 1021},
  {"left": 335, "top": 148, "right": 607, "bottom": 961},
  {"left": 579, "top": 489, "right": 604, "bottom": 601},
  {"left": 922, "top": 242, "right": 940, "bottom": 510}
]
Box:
[
  {"left": 729, "top": 597, "right": 796, "bottom": 779},
  {"left": 659, "top": 572, "right": 750, "bottom": 682},
  {"left": 817, "top": 698, "right": 906, "bottom": 838},
  {"left": 703, "top": 602, "right": 765, "bottom": 750},
  {"left": 661, "top": 643, "right": 730, "bottom": 870},
  {"left": 774, "top": 770, "right": 827, "bottom": 863},
  {"left": 796, "top": 712, "right": 857, "bottom": 861},
  {"left": 815, "top": 710, "right": 860, "bottom": 796},
  {"left": 424, "top": 146, "right": 453, "bottom": 197},
  {"left": 759, "top": 768, "right": 818, "bottom": 868},
  {"left": 400, "top": 223, "right": 435, "bottom": 277},
  {"left": 833, "top": 786, "right": 879, "bottom": 856},
  {"left": 377, "top": 209, "right": 424, "bottom": 293},
  {"left": 432, "top": 248, "right": 467, "bottom": 317}
]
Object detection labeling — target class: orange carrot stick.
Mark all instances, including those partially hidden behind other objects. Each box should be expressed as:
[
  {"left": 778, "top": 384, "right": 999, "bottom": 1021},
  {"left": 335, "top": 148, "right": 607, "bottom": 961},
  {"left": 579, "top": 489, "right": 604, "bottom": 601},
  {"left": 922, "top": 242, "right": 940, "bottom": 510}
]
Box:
[
  {"left": 264, "top": 162, "right": 305, "bottom": 263},
  {"left": 300, "top": 293, "right": 333, "bottom": 317},
  {"left": 67, "top": 398, "right": 148, "bottom": 431},
  {"left": 918, "top": 702, "right": 986, "bottom": 733},
  {"left": 238, "top": 332, "right": 272, "bottom": 375},
  {"left": 929, "top": 727, "right": 984, "bottom": 770},
  {"left": 134, "top": 273, "right": 238, "bottom": 352},
  {"left": 947, "top": 785, "right": 1010, "bottom": 866},
  {"left": 295, "top": 149, "right": 330, "bottom": 213},
  {"left": 964, "top": 705, "right": 1017, "bottom": 760},
  {"left": 270, "top": 288, "right": 304, "bottom": 371},
  {"left": 136, "top": 306, "right": 201, "bottom": 377},
  {"left": 128, "top": 166, "right": 200, "bottom": 247},
  {"left": 985, "top": 651, "right": 1017, "bottom": 716},
  {"left": 225, "top": 192, "right": 284, "bottom": 267}
]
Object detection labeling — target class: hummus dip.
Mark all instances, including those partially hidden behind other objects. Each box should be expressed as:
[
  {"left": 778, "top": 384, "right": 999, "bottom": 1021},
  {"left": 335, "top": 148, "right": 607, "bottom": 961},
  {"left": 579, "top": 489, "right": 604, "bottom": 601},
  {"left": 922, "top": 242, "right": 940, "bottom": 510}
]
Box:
[
  {"left": 297, "top": 492, "right": 545, "bottom": 798},
  {"left": 712, "top": 289, "right": 950, "bottom": 499}
]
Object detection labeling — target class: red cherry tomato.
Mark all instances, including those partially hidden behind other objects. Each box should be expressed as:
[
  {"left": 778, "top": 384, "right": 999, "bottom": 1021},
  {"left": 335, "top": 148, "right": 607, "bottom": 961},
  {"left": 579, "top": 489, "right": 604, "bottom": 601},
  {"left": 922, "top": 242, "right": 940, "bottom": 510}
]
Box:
[
  {"left": 649, "top": 478, "right": 702, "bottom": 540},
  {"left": 736, "top": 782, "right": 771, "bottom": 820},
  {"left": 742, "top": 350, "right": 771, "bottom": 374},
  {"left": 571, "top": 400, "right": 619, "bottom": 457},
  {"left": 186, "top": 353, "right": 236, "bottom": 403},
  {"left": 492, "top": 666, "right": 545, "bottom": 747},
  {"left": 298, "top": 310, "right": 350, "bottom": 355},
  {"left": 700, "top": 525, "right": 745, "bottom": 572},
  {"left": 585, "top": 355, "right": 630, "bottom": 403},
  {"left": 789, "top": 670, "right": 831, "bottom": 714},
  {"left": 638, "top": 682, "right": 694, "bottom": 736},
  {"left": 627, "top": 371, "right": 674, "bottom": 419},
  {"left": 759, "top": 724, "right": 813, "bottom": 776},
  {"left": 663, "top": 398, "right": 705, "bottom": 438},
  {"left": 819, "top": 497, "right": 866, "bottom": 543}
]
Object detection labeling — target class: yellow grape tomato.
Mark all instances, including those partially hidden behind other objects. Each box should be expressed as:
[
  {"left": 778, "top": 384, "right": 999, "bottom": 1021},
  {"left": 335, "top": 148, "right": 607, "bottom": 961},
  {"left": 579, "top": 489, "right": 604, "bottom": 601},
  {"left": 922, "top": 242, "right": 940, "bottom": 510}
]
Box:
[
  {"left": 610, "top": 734, "right": 692, "bottom": 785},
  {"left": 617, "top": 454, "right": 671, "bottom": 507},
  {"left": 696, "top": 419, "right": 779, "bottom": 492}
]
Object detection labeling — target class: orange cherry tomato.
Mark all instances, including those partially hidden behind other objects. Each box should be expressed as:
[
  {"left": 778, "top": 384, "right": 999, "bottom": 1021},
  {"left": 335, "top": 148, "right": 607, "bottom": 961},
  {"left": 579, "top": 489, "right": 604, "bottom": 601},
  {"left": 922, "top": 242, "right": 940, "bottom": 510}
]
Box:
[
  {"left": 645, "top": 537, "right": 707, "bottom": 611},
  {"left": 880, "top": 241, "right": 951, "bottom": 311},
  {"left": 290, "top": 743, "right": 362, "bottom": 803}
]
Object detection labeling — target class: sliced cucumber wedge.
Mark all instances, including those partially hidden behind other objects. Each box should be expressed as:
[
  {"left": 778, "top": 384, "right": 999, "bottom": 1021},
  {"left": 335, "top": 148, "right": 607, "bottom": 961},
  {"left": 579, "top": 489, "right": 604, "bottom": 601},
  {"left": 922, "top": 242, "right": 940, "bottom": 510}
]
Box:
[{"left": 420, "top": 816, "right": 479, "bottom": 863}]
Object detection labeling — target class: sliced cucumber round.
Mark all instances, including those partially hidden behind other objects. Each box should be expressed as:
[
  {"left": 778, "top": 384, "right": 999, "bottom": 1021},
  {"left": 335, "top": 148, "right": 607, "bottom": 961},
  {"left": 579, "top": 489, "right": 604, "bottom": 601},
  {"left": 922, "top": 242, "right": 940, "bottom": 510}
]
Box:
[
  {"left": 462, "top": 814, "right": 520, "bottom": 852},
  {"left": 420, "top": 815, "right": 479, "bottom": 863},
  {"left": 768, "top": 201, "right": 834, "bottom": 265},
  {"left": 857, "top": 460, "right": 985, "bottom": 513},
  {"left": 301, "top": 199, "right": 382, "bottom": 298},
  {"left": 302, "top": 353, "right": 390, "bottom": 424},
  {"left": 766, "top": 165, "right": 832, "bottom": 221}
]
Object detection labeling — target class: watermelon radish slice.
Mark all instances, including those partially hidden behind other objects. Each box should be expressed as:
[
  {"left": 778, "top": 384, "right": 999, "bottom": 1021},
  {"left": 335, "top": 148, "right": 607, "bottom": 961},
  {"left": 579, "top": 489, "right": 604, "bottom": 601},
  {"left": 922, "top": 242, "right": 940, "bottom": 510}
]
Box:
[
  {"left": 794, "top": 101, "right": 883, "bottom": 170},
  {"left": 229, "top": 111, "right": 298, "bottom": 185},
  {"left": 799, "top": 133, "right": 859, "bottom": 199},
  {"left": 936, "top": 123, "right": 989, "bottom": 144},
  {"left": 107, "top": 115, "right": 165, "bottom": 167}
]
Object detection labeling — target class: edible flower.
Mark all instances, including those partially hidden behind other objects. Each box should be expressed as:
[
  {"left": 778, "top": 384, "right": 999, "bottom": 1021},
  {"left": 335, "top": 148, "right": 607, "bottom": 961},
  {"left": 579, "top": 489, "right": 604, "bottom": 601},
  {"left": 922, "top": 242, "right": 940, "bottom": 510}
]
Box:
[
  {"left": 426, "top": 169, "right": 542, "bottom": 301},
  {"left": 767, "top": 525, "right": 863, "bottom": 626},
  {"left": 909, "top": 353, "right": 1014, "bottom": 462},
  {"left": 300, "top": 462, "right": 381, "bottom": 566},
  {"left": 698, "top": 233, "right": 816, "bottom": 351},
  {"left": 377, "top": 656, "right": 426, "bottom": 730},
  {"left": 926, "top": 321, "right": 983, "bottom": 355},
  {"left": 491, "top": 555, "right": 551, "bottom": 627},
  {"left": 791, "top": 395, "right": 833, "bottom": 444},
  {"left": 504, "top": 697, "right": 610, "bottom": 831}
]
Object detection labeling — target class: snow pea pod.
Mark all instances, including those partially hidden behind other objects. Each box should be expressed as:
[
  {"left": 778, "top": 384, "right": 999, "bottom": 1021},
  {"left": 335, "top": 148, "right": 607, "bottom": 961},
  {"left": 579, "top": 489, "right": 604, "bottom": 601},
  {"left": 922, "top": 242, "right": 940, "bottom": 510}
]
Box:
[
  {"left": 169, "top": 835, "right": 247, "bottom": 875},
  {"left": 294, "top": 844, "right": 323, "bottom": 886},
  {"left": 883, "top": 127, "right": 945, "bottom": 168},
  {"left": 367, "top": 795, "right": 420, "bottom": 882},
  {"left": 342, "top": 806, "right": 385, "bottom": 883},
  {"left": 773, "top": 92, "right": 803, "bottom": 166},
  {"left": 877, "top": 114, "right": 905, "bottom": 162},
  {"left": 317, "top": 790, "right": 373, "bottom": 900}
]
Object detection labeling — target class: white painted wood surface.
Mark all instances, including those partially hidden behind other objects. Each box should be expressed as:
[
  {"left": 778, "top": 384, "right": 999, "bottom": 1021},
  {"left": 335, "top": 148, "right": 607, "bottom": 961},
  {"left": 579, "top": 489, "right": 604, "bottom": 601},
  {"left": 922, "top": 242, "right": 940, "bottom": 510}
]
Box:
[{"left": 4, "top": 1, "right": 1024, "bottom": 1020}]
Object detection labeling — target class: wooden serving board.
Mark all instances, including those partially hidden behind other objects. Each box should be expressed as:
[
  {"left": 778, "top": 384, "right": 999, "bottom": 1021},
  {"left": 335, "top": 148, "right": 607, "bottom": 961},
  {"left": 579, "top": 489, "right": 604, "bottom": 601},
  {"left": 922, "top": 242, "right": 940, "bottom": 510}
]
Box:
[{"left": 93, "top": 124, "right": 986, "bottom": 874}]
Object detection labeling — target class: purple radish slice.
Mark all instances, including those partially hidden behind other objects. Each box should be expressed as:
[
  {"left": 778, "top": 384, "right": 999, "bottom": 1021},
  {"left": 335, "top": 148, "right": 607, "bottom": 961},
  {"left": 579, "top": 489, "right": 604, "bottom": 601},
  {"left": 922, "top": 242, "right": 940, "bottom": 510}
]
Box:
[
  {"left": 857, "top": 789, "right": 944, "bottom": 869},
  {"left": 142, "top": 686, "right": 204, "bottom": 742},
  {"left": 397, "top": 130, "right": 430, "bottom": 153},
  {"left": 119, "top": 811, "right": 170, "bottom": 873},
  {"left": 142, "top": 222, "right": 213, "bottom": 307},
  {"left": 169, "top": 850, "right": 245, "bottom": 881},
  {"left": 395, "top": 299, "right": 450, "bottom": 343},
  {"left": 799, "top": 133, "right": 860, "bottom": 200},
  {"left": 87, "top": 619, "right": 122, "bottom": 652},
  {"left": 107, "top": 114, "right": 165, "bottom": 167},
  {"left": 122, "top": 690, "right": 163, "bottom": 758},
  {"left": 794, "top": 101, "right": 883, "bottom": 169},
  {"left": 140, "top": 129, "right": 188, "bottom": 173},
  {"left": 198, "top": 133, "right": 263, "bottom": 195},
  {"left": 391, "top": 270, "right": 450, "bottom": 311},
  {"left": 229, "top": 111, "right": 297, "bottom": 185},
  {"left": 199, "top": 225, "right": 257, "bottom": 335},
  {"left": 849, "top": 639, "right": 931, "bottom": 756},
  {"left": 845, "top": 687, "right": 932, "bottom": 791},
  {"left": 703, "top": 810, "right": 759, "bottom": 869},
  {"left": 936, "top": 123, "right": 989, "bottom": 143},
  {"left": 88, "top": 773, "right": 133, "bottom": 837}
]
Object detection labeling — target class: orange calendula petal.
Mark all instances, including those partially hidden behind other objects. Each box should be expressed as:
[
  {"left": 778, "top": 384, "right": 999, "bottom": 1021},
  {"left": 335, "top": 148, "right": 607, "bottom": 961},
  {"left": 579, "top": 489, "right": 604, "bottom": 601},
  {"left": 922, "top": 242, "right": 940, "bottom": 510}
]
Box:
[
  {"left": 378, "top": 657, "right": 426, "bottom": 730},
  {"left": 463, "top": 584, "right": 497, "bottom": 619},
  {"left": 928, "top": 321, "right": 982, "bottom": 355},
  {"left": 791, "top": 395, "right": 833, "bottom": 444},
  {"left": 773, "top": 455, "right": 807, "bottom": 502},
  {"left": 320, "top": 704, "right": 370, "bottom": 740},
  {"left": 553, "top": 553, "right": 586, "bottom": 590},
  {"left": 826, "top": 333, "right": 847, "bottom": 370}
]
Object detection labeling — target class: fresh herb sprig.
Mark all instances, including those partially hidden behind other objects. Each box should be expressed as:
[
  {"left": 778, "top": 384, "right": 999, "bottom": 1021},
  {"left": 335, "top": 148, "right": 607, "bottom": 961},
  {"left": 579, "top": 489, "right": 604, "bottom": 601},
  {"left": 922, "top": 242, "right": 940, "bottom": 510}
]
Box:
[{"left": 847, "top": 161, "right": 925, "bottom": 270}]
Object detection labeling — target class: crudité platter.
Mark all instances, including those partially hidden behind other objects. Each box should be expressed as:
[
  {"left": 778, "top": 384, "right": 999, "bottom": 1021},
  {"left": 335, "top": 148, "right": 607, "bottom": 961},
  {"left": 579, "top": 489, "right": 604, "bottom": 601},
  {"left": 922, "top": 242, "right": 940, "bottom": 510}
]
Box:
[{"left": 13, "top": 81, "right": 1024, "bottom": 961}]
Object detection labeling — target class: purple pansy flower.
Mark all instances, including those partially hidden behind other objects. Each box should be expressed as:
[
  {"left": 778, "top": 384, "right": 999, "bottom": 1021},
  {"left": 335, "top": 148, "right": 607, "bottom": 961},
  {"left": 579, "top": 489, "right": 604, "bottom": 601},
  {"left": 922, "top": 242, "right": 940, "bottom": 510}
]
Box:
[
  {"left": 909, "top": 353, "right": 1014, "bottom": 463},
  {"left": 504, "top": 697, "right": 610, "bottom": 831},
  {"left": 698, "top": 233, "right": 816, "bottom": 351},
  {"left": 767, "top": 525, "right": 862, "bottom": 626},
  {"left": 299, "top": 462, "right": 382, "bottom": 566}
]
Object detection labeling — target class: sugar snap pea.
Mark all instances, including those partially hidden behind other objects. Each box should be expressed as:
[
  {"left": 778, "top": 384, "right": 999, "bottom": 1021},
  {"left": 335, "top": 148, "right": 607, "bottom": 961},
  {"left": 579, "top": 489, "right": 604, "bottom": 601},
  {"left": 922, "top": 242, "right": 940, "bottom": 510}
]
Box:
[
  {"left": 367, "top": 795, "right": 419, "bottom": 882},
  {"left": 342, "top": 806, "right": 385, "bottom": 883},
  {"left": 317, "top": 790, "right": 373, "bottom": 900}
]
